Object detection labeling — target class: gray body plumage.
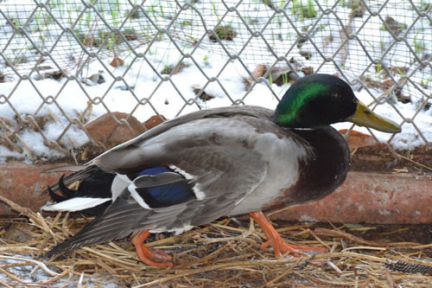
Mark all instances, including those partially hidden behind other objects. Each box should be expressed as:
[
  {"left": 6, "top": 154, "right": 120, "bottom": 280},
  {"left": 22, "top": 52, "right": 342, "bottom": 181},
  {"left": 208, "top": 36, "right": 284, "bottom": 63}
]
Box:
[{"left": 46, "top": 106, "right": 320, "bottom": 257}]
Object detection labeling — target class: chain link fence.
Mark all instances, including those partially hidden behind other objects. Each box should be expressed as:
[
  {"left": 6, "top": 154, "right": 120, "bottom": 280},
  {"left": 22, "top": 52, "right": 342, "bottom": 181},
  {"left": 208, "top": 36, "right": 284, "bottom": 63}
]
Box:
[{"left": 0, "top": 0, "right": 431, "bottom": 162}]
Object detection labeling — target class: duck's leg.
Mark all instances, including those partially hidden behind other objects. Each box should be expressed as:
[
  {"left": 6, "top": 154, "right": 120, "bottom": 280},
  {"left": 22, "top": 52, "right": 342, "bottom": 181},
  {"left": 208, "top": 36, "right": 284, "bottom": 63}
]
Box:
[
  {"left": 250, "top": 211, "right": 326, "bottom": 257},
  {"left": 132, "top": 231, "right": 173, "bottom": 268}
]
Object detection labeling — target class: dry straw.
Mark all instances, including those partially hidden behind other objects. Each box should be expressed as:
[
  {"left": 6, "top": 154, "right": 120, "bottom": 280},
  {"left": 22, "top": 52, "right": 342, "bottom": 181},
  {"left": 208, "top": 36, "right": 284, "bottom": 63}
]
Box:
[{"left": 1, "top": 194, "right": 432, "bottom": 287}]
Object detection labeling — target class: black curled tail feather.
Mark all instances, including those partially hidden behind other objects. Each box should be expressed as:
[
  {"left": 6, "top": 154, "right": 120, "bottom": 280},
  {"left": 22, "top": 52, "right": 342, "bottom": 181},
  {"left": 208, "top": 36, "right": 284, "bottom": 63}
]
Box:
[
  {"left": 48, "top": 165, "right": 102, "bottom": 194},
  {"left": 58, "top": 175, "right": 76, "bottom": 197},
  {"left": 46, "top": 165, "right": 116, "bottom": 216},
  {"left": 47, "top": 185, "right": 67, "bottom": 202},
  {"left": 46, "top": 175, "right": 76, "bottom": 202}
]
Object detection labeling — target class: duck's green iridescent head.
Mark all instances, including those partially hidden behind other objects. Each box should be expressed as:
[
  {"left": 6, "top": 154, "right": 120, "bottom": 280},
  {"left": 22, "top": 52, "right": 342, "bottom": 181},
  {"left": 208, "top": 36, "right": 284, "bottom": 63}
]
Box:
[{"left": 273, "top": 74, "right": 401, "bottom": 133}]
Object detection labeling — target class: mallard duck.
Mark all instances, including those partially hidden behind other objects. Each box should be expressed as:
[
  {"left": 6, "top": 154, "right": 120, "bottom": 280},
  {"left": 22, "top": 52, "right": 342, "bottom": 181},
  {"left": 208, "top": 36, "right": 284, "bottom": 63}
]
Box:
[{"left": 43, "top": 74, "right": 400, "bottom": 268}]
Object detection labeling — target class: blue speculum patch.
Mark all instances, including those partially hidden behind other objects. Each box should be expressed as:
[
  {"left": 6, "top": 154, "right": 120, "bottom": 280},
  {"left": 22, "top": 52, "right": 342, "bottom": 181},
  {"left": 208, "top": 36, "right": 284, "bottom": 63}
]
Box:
[{"left": 136, "top": 166, "right": 196, "bottom": 208}]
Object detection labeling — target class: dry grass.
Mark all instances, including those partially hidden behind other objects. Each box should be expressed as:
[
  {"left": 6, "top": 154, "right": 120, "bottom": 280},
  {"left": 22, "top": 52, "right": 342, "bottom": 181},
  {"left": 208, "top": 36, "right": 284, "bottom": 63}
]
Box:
[{"left": 1, "top": 195, "right": 432, "bottom": 287}]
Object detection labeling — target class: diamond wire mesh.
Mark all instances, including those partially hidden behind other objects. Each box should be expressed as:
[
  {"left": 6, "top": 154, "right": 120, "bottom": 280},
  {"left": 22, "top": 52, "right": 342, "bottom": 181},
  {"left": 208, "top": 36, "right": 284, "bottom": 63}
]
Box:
[{"left": 0, "top": 0, "right": 431, "bottom": 161}]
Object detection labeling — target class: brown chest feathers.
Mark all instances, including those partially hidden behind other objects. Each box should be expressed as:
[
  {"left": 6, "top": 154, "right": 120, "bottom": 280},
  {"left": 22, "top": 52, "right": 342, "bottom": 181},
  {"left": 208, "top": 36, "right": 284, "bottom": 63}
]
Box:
[{"left": 263, "top": 127, "right": 350, "bottom": 211}]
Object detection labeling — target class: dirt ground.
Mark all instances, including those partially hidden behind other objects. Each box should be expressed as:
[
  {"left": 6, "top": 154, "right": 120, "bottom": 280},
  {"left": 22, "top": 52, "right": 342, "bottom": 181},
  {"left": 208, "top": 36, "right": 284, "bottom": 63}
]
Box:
[{"left": 350, "top": 144, "right": 432, "bottom": 174}]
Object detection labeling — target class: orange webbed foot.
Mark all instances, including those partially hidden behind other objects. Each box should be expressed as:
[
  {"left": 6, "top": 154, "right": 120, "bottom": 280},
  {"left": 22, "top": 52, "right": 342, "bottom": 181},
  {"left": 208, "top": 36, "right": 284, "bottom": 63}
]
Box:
[
  {"left": 250, "top": 211, "right": 327, "bottom": 257},
  {"left": 132, "top": 231, "right": 173, "bottom": 268},
  {"left": 260, "top": 233, "right": 327, "bottom": 257}
]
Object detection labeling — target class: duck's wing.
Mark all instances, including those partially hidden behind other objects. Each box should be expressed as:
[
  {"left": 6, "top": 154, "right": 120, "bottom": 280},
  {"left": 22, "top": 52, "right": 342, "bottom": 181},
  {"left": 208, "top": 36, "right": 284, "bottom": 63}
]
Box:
[
  {"left": 93, "top": 105, "right": 273, "bottom": 172},
  {"left": 47, "top": 109, "right": 285, "bottom": 257}
]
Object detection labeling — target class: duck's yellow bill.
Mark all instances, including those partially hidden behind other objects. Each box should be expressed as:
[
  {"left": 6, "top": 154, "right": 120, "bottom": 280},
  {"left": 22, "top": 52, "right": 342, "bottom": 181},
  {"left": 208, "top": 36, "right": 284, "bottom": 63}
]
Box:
[{"left": 347, "top": 102, "right": 401, "bottom": 133}]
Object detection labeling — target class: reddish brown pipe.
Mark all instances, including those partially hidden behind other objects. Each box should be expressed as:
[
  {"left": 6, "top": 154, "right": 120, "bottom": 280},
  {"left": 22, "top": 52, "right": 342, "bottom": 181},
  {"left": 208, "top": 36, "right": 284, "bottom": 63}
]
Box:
[
  {"left": 270, "top": 171, "right": 432, "bottom": 224},
  {"left": 0, "top": 163, "right": 431, "bottom": 224}
]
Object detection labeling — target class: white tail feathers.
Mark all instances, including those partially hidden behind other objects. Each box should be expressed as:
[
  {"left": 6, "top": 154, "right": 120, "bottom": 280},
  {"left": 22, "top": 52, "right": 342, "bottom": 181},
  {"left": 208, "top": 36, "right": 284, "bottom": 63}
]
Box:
[{"left": 41, "top": 197, "right": 111, "bottom": 212}]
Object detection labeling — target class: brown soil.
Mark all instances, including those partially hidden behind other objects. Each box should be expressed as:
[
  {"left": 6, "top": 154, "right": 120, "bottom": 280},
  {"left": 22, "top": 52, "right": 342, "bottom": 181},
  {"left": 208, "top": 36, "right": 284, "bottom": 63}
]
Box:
[{"left": 351, "top": 144, "right": 432, "bottom": 174}]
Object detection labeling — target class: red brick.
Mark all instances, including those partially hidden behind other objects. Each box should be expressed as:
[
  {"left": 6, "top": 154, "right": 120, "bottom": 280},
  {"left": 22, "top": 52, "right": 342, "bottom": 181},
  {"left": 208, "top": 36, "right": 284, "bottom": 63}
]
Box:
[
  {"left": 338, "top": 129, "right": 376, "bottom": 150},
  {"left": 85, "top": 112, "right": 146, "bottom": 148},
  {"left": 143, "top": 115, "right": 166, "bottom": 130}
]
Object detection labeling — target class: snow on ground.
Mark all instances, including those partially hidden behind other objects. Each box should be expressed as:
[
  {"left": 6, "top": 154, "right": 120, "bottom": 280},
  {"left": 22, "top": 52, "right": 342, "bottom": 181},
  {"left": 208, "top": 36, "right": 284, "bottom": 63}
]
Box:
[
  {"left": 0, "top": 0, "right": 431, "bottom": 162},
  {"left": 0, "top": 255, "right": 120, "bottom": 287}
]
